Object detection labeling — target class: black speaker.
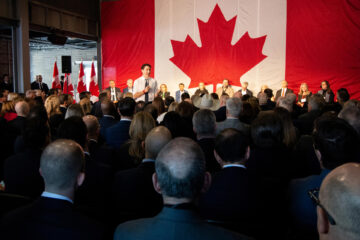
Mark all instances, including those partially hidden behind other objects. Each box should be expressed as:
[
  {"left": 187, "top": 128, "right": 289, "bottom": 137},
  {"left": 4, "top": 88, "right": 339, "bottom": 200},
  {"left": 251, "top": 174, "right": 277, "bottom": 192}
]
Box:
[{"left": 61, "top": 56, "right": 72, "bottom": 73}]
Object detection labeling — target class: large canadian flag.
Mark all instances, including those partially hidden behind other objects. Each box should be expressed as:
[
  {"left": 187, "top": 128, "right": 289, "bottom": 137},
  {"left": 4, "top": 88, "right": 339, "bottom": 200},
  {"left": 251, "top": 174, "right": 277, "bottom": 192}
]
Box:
[
  {"left": 101, "top": 0, "right": 360, "bottom": 99},
  {"left": 77, "top": 61, "right": 87, "bottom": 94},
  {"left": 89, "top": 61, "right": 99, "bottom": 97},
  {"left": 63, "top": 73, "right": 74, "bottom": 96},
  {"left": 51, "top": 61, "right": 61, "bottom": 89}
]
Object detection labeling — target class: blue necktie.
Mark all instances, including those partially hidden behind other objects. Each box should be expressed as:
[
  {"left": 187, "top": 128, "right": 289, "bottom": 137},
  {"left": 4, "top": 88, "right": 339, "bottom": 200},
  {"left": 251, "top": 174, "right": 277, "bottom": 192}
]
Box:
[{"left": 145, "top": 79, "right": 149, "bottom": 103}]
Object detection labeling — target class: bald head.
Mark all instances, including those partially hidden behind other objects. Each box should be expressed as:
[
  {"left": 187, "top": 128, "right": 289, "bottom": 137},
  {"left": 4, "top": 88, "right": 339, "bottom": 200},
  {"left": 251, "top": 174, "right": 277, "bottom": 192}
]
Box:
[
  {"left": 319, "top": 163, "right": 360, "bottom": 239},
  {"left": 145, "top": 126, "right": 172, "bottom": 159},
  {"left": 40, "top": 139, "right": 84, "bottom": 192},
  {"left": 82, "top": 115, "right": 100, "bottom": 138},
  {"left": 155, "top": 137, "right": 206, "bottom": 199},
  {"left": 15, "top": 101, "right": 30, "bottom": 117}
]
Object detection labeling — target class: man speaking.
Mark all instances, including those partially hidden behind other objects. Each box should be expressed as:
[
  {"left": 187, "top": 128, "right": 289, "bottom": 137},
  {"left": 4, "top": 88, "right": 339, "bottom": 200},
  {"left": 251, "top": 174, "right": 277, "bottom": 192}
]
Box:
[{"left": 133, "top": 64, "right": 158, "bottom": 104}]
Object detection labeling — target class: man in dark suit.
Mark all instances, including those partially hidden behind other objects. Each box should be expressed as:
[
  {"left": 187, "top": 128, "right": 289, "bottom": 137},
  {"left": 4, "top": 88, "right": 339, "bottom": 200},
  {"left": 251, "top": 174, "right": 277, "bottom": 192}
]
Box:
[
  {"left": 90, "top": 91, "right": 109, "bottom": 118},
  {"left": 9, "top": 101, "right": 29, "bottom": 135},
  {"left": 58, "top": 117, "right": 113, "bottom": 221},
  {"left": 114, "top": 137, "right": 250, "bottom": 240},
  {"left": 106, "top": 80, "right": 122, "bottom": 102},
  {"left": 123, "top": 79, "right": 134, "bottom": 94},
  {"left": 199, "top": 129, "right": 255, "bottom": 235},
  {"left": 0, "top": 139, "right": 105, "bottom": 240},
  {"left": 59, "top": 94, "right": 73, "bottom": 117},
  {"left": 288, "top": 118, "right": 360, "bottom": 238},
  {"left": 193, "top": 109, "right": 221, "bottom": 173},
  {"left": 216, "top": 98, "right": 250, "bottom": 135},
  {"left": 213, "top": 94, "right": 229, "bottom": 122},
  {"left": 30, "top": 75, "right": 49, "bottom": 95},
  {"left": 112, "top": 126, "right": 171, "bottom": 224},
  {"left": 175, "top": 83, "right": 189, "bottom": 102},
  {"left": 106, "top": 97, "right": 136, "bottom": 149},
  {"left": 98, "top": 99, "right": 117, "bottom": 139},
  {"left": 4, "top": 116, "right": 48, "bottom": 199},
  {"left": 238, "top": 81, "right": 253, "bottom": 97},
  {"left": 275, "top": 80, "right": 293, "bottom": 101}
]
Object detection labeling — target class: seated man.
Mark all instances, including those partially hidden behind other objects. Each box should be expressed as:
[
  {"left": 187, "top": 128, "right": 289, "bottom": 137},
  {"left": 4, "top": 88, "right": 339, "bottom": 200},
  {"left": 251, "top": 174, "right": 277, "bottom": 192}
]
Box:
[
  {"left": 216, "top": 79, "right": 234, "bottom": 98},
  {"left": 112, "top": 126, "right": 172, "bottom": 224},
  {"left": 1, "top": 139, "right": 105, "bottom": 240},
  {"left": 106, "top": 97, "right": 136, "bottom": 149},
  {"left": 238, "top": 81, "right": 253, "bottom": 97},
  {"left": 193, "top": 109, "right": 221, "bottom": 173},
  {"left": 114, "top": 137, "right": 250, "bottom": 240},
  {"left": 288, "top": 117, "right": 360, "bottom": 236},
  {"left": 175, "top": 83, "right": 188, "bottom": 102},
  {"left": 316, "top": 163, "right": 360, "bottom": 240},
  {"left": 275, "top": 80, "right": 293, "bottom": 101},
  {"left": 199, "top": 129, "right": 255, "bottom": 234}
]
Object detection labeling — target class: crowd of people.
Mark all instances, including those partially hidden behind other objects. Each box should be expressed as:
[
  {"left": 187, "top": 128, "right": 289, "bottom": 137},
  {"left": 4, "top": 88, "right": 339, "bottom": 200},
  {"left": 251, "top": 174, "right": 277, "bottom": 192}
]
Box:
[{"left": 0, "top": 67, "right": 359, "bottom": 240}]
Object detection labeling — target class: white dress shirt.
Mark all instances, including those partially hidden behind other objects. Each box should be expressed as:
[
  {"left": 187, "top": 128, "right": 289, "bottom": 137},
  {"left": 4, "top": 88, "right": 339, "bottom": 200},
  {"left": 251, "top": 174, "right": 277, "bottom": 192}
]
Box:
[
  {"left": 41, "top": 191, "right": 73, "bottom": 204},
  {"left": 133, "top": 76, "right": 158, "bottom": 102}
]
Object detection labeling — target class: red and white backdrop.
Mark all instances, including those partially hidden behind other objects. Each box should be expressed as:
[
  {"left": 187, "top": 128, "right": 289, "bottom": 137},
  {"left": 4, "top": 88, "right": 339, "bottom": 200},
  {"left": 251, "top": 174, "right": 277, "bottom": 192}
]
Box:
[{"left": 101, "top": 0, "right": 360, "bottom": 99}]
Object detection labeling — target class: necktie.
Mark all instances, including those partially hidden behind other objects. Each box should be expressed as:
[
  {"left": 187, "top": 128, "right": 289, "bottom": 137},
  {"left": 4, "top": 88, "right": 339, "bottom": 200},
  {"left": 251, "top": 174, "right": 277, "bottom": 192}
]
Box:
[
  {"left": 281, "top": 89, "right": 285, "bottom": 97},
  {"left": 39, "top": 82, "right": 42, "bottom": 90},
  {"left": 112, "top": 88, "right": 115, "bottom": 101},
  {"left": 145, "top": 79, "right": 149, "bottom": 103}
]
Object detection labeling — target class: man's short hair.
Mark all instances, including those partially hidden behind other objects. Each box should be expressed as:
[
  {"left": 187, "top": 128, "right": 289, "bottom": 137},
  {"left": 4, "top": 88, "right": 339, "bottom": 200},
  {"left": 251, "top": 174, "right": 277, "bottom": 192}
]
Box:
[
  {"left": 48, "top": 88, "right": 58, "bottom": 96},
  {"left": 79, "top": 91, "right": 90, "bottom": 100},
  {"left": 58, "top": 116, "right": 88, "bottom": 148},
  {"left": 313, "top": 117, "right": 360, "bottom": 170},
  {"left": 40, "top": 139, "right": 84, "bottom": 190},
  {"left": 264, "top": 88, "right": 273, "bottom": 99},
  {"left": 118, "top": 97, "right": 136, "bottom": 117},
  {"left": 83, "top": 115, "right": 100, "bottom": 137},
  {"left": 155, "top": 137, "right": 206, "bottom": 199},
  {"left": 59, "top": 94, "right": 69, "bottom": 105},
  {"left": 337, "top": 88, "right": 350, "bottom": 103},
  {"left": 179, "top": 83, "right": 184, "bottom": 86},
  {"left": 164, "top": 96, "right": 175, "bottom": 107},
  {"left": 215, "top": 129, "right": 250, "bottom": 163},
  {"left": 181, "top": 92, "right": 190, "bottom": 101},
  {"left": 141, "top": 63, "right": 152, "bottom": 70},
  {"left": 278, "top": 97, "right": 293, "bottom": 112},
  {"left": 135, "top": 100, "right": 146, "bottom": 112},
  {"left": 99, "top": 91, "right": 109, "bottom": 102},
  {"left": 226, "top": 98, "right": 242, "bottom": 117},
  {"left": 251, "top": 111, "right": 283, "bottom": 148},
  {"left": 192, "top": 109, "right": 216, "bottom": 135},
  {"left": 65, "top": 104, "right": 84, "bottom": 119},
  {"left": 101, "top": 99, "right": 115, "bottom": 115},
  {"left": 145, "top": 126, "right": 172, "bottom": 159},
  {"left": 338, "top": 103, "right": 360, "bottom": 134},
  {"left": 309, "top": 94, "right": 325, "bottom": 111}
]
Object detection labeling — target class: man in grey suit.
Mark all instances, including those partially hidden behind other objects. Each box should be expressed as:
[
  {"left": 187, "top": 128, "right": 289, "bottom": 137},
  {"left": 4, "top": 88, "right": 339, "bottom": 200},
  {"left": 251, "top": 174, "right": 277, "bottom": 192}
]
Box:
[
  {"left": 216, "top": 98, "right": 250, "bottom": 136},
  {"left": 114, "top": 137, "right": 251, "bottom": 240}
]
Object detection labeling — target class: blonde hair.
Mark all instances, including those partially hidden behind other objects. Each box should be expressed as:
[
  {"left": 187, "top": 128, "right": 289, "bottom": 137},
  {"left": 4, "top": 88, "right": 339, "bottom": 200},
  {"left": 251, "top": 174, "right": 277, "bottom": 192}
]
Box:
[
  {"left": 44, "top": 95, "right": 61, "bottom": 117},
  {"left": 80, "top": 98, "right": 91, "bottom": 115},
  {"left": 299, "top": 83, "right": 310, "bottom": 95},
  {"left": 7, "top": 92, "right": 18, "bottom": 101},
  {"left": 128, "top": 111, "right": 156, "bottom": 163},
  {"left": 0, "top": 101, "right": 15, "bottom": 117},
  {"left": 160, "top": 84, "right": 168, "bottom": 92},
  {"left": 260, "top": 85, "right": 268, "bottom": 93}
]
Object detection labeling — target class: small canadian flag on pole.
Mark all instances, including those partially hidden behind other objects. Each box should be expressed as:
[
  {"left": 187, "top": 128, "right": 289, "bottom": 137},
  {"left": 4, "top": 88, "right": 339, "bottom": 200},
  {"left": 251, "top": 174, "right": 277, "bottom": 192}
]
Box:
[
  {"left": 89, "top": 61, "right": 99, "bottom": 96},
  {"left": 63, "top": 73, "right": 74, "bottom": 96},
  {"left": 51, "top": 61, "right": 61, "bottom": 89},
  {"left": 77, "top": 61, "right": 87, "bottom": 94}
]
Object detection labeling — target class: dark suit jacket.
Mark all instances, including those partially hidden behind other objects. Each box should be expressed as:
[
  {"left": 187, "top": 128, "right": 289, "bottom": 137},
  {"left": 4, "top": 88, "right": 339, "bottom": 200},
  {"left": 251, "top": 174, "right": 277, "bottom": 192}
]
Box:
[
  {"left": 9, "top": 116, "right": 26, "bottom": 135},
  {"left": 0, "top": 197, "right": 105, "bottom": 240},
  {"left": 275, "top": 88, "right": 294, "bottom": 101},
  {"left": 199, "top": 167, "right": 255, "bottom": 225},
  {"left": 112, "top": 161, "right": 162, "bottom": 224},
  {"left": 260, "top": 99, "right": 276, "bottom": 111},
  {"left": 99, "top": 115, "right": 117, "bottom": 138},
  {"left": 123, "top": 87, "right": 133, "bottom": 94},
  {"left": 88, "top": 139, "right": 117, "bottom": 167},
  {"left": 197, "top": 138, "right": 221, "bottom": 173},
  {"left": 114, "top": 207, "right": 251, "bottom": 240},
  {"left": 105, "top": 120, "right": 131, "bottom": 149},
  {"left": 317, "top": 89, "right": 335, "bottom": 103},
  {"left": 194, "top": 89, "right": 209, "bottom": 96},
  {"left": 30, "top": 81, "right": 49, "bottom": 94},
  {"left": 60, "top": 106, "right": 67, "bottom": 117},
  {"left": 239, "top": 89, "right": 253, "bottom": 97},
  {"left": 90, "top": 101, "right": 103, "bottom": 118},
  {"left": 213, "top": 106, "right": 226, "bottom": 122},
  {"left": 106, "top": 87, "right": 122, "bottom": 101},
  {"left": 4, "top": 148, "right": 44, "bottom": 199},
  {"left": 293, "top": 109, "right": 322, "bottom": 135}
]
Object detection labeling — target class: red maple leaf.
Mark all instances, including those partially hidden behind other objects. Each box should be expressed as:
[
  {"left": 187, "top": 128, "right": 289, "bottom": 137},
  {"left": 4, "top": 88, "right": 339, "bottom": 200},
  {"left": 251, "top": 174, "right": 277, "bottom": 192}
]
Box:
[{"left": 170, "top": 4, "right": 267, "bottom": 92}]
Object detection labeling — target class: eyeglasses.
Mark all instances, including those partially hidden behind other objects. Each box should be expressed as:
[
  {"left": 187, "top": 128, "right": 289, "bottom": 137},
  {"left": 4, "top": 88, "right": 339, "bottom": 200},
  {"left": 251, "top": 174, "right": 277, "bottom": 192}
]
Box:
[{"left": 308, "top": 189, "right": 336, "bottom": 225}]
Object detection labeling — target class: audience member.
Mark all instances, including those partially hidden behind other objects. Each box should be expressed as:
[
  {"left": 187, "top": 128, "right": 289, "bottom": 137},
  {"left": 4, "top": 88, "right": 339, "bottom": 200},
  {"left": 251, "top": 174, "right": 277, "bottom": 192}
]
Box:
[
  {"left": 193, "top": 109, "right": 220, "bottom": 173},
  {"left": 1, "top": 139, "right": 105, "bottom": 240},
  {"left": 65, "top": 103, "right": 85, "bottom": 119},
  {"left": 214, "top": 93, "right": 229, "bottom": 122},
  {"left": 216, "top": 98, "right": 249, "bottom": 135},
  {"left": 9, "top": 101, "right": 29, "bottom": 135},
  {"left": 98, "top": 99, "right": 117, "bottom": 138},
  {"left": 112, "top": 126, "right": 171, "bottom": 224},
  {"left": 114, "top": 137, "right": 250, "bottom": 240},
  {"left": 80, "top": 97, "right": 91, "bottom": 115}
]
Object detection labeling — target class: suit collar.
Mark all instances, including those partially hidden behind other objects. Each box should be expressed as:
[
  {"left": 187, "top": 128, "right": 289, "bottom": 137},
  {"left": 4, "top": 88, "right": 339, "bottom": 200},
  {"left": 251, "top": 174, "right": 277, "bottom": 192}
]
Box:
[{"left": 157, "top": 207, "right": 203, "bottom": 223}]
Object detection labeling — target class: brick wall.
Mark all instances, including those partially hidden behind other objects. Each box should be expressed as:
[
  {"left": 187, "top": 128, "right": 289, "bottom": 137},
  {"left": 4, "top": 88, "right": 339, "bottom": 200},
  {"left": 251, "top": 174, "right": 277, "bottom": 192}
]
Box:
[{"left": 30, "top": 47, "right": 97, "bottom": 88}]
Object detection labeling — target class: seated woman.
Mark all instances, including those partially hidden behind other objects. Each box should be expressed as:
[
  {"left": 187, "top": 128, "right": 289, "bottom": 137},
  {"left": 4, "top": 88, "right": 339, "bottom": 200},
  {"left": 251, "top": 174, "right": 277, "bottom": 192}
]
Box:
[
  {"left": 297, "top": 83, "right": 312, "bottom": 107},
  {"left": 317, "top": 80, "right": 334, "bottom": 103},
  {"left": 157, "top": 84, "right": 170, "bottom": 100}
]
